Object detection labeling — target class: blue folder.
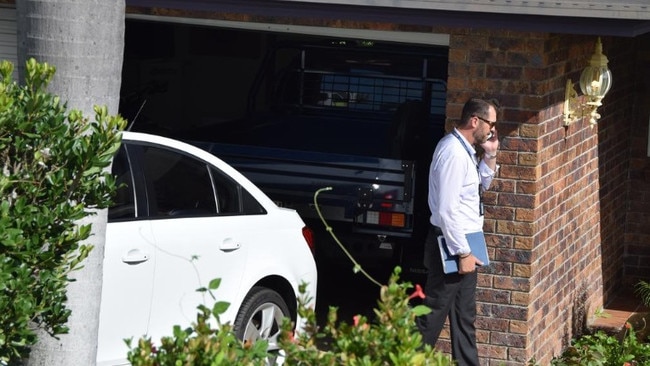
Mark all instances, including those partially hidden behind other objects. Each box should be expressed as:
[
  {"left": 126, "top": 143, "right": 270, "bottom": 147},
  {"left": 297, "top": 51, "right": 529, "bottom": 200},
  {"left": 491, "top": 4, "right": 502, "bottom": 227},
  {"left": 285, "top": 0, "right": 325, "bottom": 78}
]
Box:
[{"left": 437, "top": 232, "right": 490, "bottom": 274}]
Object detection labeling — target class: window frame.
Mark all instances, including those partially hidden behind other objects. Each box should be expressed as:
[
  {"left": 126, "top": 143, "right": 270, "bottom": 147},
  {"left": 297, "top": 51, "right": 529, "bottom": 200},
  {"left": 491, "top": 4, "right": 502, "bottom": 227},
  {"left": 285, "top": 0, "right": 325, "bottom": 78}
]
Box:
[{"left": 109, "top": 140, "right": 267, "bottom": 221}]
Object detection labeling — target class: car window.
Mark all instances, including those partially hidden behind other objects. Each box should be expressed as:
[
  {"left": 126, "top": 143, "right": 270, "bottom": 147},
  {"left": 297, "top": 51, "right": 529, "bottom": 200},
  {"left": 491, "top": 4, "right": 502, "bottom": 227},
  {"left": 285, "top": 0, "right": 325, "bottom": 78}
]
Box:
[
  {"left": 210, "top": 167, "right": 266, "bottom": 215},
  {"left": 241, "top": 188, "right": 266, "bottom": 214},
  {"left": 211, "top": 167, "right": 239, "bottom": 214},
  {"left": 108, "top": 145, "right": 136, "bottom": 221},
  {"left": 142, "top": 146, "right": 217, "bottom": 218}
]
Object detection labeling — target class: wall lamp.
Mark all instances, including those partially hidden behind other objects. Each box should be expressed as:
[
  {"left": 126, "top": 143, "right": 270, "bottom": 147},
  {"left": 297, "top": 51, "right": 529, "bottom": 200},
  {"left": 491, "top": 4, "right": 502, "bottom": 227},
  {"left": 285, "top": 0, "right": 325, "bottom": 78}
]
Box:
[{"left": 563, "top": 37, "right": 612, "bottom": 126}]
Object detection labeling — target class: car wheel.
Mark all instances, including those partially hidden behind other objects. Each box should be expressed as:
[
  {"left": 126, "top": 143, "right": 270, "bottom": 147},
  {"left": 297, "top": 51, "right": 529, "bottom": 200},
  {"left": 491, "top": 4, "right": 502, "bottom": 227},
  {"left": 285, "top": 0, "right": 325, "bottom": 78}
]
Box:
[{"left": 234, "top": 286, "right": 290, "bottom": 362}]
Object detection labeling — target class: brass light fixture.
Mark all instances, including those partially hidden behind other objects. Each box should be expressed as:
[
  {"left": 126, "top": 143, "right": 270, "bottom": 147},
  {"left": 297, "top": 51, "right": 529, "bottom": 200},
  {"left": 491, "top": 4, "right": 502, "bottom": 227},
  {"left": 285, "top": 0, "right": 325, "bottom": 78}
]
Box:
[{"left": 563, "top": 37, "right": 612, "bottom": 126}]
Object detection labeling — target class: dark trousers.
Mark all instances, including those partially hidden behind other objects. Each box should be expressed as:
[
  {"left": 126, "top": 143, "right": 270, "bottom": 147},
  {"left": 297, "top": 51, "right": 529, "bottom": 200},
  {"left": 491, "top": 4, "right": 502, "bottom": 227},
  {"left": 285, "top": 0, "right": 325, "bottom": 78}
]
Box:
[{"left": 417, "top": 226, "right": 479, "bottom": 366}]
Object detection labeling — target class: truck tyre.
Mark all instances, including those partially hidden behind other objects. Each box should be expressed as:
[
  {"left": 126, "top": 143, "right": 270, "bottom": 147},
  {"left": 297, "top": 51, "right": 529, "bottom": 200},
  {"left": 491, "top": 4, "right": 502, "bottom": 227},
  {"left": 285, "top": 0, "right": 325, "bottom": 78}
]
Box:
[{"left": 234, "top": 286, "right": 290, "bottom": 359}]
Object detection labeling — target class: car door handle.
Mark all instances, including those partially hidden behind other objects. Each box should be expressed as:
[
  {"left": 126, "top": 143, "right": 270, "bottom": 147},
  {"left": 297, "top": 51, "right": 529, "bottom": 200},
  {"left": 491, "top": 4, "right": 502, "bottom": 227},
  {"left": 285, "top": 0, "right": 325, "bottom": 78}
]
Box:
[
  {"left": 122, "top": 249, "right": 150, "bottom": 265},
  {"left": 219, "top": 238, "right": 241, "bottom": 252}
]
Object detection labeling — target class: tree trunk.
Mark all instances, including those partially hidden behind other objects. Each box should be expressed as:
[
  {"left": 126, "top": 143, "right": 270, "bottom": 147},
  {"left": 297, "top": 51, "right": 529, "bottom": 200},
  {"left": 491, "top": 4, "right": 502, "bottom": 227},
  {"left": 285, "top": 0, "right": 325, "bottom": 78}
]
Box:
[{"left": 16, "top": 1, "right": 125, "bottom": 365}]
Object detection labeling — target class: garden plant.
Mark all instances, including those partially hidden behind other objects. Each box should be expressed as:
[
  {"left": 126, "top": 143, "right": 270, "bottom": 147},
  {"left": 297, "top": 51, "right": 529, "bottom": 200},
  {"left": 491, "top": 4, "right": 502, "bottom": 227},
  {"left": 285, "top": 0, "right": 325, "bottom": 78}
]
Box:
[
  {"left": 550, "top": 279, "right": 650, "bottom": 365},
  {"left": 551, "top": 321, "right": 650, "bottom": 365},
  {"left": 0, "top": 59, "right": 125, "bottom": 363},
  {"left": 126, "top": 267, "right": 452, "bottom": 366}
]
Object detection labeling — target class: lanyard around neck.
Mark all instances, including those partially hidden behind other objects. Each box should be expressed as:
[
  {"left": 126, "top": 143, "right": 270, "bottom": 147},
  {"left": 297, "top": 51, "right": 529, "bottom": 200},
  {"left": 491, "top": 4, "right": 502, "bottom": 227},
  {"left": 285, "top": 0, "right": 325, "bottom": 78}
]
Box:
[{"left": 451, "top": 130, "right": 477, "bottom": 170}]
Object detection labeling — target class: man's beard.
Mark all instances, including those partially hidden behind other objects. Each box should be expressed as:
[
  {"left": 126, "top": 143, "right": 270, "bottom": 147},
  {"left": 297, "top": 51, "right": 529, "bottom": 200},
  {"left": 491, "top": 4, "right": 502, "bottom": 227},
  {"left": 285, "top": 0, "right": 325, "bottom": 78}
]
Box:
[{"left": 474, "top": 130, "right": 490, "bottom": 144}]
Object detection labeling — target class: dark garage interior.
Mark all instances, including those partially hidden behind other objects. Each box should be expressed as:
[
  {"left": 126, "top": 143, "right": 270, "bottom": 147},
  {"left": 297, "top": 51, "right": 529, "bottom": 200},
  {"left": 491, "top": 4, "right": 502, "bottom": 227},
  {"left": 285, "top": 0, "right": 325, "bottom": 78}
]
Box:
[{"left": 119, "top": 18, "right": 449, "bottom": 324}]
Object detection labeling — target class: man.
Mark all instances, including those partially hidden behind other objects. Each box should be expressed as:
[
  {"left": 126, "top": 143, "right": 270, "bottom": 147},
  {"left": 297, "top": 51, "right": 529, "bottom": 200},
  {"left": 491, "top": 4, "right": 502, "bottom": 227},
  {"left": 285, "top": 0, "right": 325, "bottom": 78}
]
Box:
[{"left": 417, "top": 98, "right": 500, "bottom": 365}]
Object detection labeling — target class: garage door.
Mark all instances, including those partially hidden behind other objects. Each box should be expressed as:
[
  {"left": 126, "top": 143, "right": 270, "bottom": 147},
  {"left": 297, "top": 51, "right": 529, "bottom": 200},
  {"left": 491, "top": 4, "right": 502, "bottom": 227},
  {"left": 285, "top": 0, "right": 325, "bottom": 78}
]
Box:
[{"left": 126, "top": 13, "right": 449, "bottom": 46}]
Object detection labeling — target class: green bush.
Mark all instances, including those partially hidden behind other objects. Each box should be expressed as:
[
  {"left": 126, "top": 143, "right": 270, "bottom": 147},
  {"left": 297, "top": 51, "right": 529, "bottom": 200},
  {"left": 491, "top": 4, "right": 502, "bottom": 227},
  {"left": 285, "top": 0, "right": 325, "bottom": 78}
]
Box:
[
  {"left": 127, "top": 268, "right": 453, "bottom": 366},
  {"left": 0, "top": 59, "right": 125, "bottom": 363},
  {"left": 278, "top": 267, "right": 452, "bottom": 366},
  {"left": 551, "top": 322, "right": 650, "bottom": 365},
  {"left": 126, "top": 279, "right": 269, "bottom": 366}
]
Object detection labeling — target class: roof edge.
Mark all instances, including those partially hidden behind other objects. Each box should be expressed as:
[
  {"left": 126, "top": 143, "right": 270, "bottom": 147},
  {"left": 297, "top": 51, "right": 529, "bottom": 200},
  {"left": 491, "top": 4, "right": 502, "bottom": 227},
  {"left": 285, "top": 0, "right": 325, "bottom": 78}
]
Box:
[{"left": 277, "top": 0, "right": 650, "bottom": 21}]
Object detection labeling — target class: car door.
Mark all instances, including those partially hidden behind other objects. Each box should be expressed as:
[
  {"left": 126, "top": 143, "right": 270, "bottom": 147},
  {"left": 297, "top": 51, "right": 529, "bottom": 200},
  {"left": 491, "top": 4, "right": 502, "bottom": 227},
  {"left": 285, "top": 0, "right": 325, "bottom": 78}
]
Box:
[
  {"left": 97, "top": 144, "right": 157, "bottom": 366},
  {"left": 138, "top": 144, "right": 254, "bottom": 340}
]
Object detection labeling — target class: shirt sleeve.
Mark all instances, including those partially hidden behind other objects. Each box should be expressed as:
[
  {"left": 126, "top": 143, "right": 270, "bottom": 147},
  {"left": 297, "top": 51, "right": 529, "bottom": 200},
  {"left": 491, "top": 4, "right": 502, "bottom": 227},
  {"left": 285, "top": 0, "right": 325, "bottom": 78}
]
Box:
[{"left": 478, "top": 160, "right": 498, "bottom": 191}]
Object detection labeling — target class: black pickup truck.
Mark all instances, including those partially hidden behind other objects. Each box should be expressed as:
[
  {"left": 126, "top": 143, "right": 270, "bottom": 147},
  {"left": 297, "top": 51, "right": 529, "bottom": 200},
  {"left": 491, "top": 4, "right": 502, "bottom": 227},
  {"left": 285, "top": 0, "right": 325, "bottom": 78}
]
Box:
[{"left": 182, "top": 40, "right": 449, "bottom": 279}]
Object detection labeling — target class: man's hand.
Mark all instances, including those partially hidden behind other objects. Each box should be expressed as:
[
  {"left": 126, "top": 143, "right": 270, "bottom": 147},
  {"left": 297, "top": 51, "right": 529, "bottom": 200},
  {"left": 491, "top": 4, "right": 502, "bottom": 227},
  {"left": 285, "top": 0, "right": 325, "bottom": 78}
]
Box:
[{"left": 458, "top": 254, "right": 484, "bottom": 274}]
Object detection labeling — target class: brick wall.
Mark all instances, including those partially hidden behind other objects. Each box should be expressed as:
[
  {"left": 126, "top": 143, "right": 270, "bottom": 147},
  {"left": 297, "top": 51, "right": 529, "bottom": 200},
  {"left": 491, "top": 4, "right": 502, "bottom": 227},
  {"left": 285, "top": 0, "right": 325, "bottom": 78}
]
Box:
[
  {"left": 526, "top": 35, "right": 607, "bottom": 364},
  {"left": 445, "top": 30, "right": 540, "bottom": 364},
  {"left": 445, "top": 31, "right": 640, "bottom": 365}
]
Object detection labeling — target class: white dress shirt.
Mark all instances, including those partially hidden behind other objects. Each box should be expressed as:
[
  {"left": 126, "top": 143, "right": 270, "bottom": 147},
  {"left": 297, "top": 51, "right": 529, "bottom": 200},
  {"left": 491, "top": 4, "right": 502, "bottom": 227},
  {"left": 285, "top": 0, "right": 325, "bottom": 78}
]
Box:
[{"left": 428, "top": 128, "right": 497, "bottom": 255}]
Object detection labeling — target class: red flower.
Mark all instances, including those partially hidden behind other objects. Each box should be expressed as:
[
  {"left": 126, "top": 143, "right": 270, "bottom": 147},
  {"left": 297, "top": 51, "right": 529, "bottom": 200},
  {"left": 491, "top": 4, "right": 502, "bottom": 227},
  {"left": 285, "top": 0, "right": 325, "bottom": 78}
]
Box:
[
  {"left": 625, "top": 322, "right": 631, "bottom": 329},
  {"left": 353, "top": 315, "right": 361, "bottom": 327},
  {"left": 352, "top": 314, "right": 369, "bottom": 329},
  {"left": 408, "top": 284, "right": 426, "bottom": 300}
]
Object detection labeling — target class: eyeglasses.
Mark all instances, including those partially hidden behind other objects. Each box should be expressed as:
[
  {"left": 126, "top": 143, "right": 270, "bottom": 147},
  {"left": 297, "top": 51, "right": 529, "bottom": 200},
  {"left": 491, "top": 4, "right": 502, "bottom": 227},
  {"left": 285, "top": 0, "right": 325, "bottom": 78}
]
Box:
[{"left": 474, "top": 115, "right": 497, "bottom": 128}]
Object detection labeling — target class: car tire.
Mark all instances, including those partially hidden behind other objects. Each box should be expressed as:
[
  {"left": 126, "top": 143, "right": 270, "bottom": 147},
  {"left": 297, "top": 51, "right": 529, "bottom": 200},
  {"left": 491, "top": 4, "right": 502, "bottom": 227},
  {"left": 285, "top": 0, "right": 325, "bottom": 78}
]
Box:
[{"left": 234, "top": 286, "right": 290, "bottom": 359}]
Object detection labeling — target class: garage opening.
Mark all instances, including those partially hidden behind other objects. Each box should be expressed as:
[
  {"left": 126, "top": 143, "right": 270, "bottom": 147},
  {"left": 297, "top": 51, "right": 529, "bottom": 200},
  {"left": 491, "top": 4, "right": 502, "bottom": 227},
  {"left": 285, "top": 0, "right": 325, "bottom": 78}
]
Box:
[{"left": 119, "top": 17, "right": 451, "bottom": 320}]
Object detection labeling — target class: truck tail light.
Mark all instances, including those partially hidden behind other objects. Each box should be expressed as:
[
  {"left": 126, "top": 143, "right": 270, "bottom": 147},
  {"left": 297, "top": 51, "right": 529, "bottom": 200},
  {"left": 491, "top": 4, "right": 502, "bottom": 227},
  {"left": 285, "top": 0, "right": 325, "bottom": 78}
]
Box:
[
  {"left": 365, "top": 211, "right": 406, "bottom": 228},
  {"left": 302, "top": 226, "right": 316, "bottom": 255}
]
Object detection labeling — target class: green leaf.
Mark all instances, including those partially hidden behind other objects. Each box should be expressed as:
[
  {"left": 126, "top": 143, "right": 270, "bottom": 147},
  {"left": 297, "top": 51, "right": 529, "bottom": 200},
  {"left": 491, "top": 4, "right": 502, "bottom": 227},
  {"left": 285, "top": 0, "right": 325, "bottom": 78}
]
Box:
[
  {"left": 411, "top": 304, "right": 432, "bottom": 317},
  {"left": 208, "top": 278, "right": 222, "bottom": 290},
  {"left": 212, "top": 301, "right": 230, "bottom": 316}
]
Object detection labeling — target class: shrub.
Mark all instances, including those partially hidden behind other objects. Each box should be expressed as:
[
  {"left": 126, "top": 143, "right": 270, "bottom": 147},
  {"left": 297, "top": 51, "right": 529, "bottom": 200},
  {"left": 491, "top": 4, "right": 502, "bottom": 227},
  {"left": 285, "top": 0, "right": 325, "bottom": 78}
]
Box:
[
  {"left": 278, "top": 267, "right": 452, "bottom": 366},
  {"left": 551, "top": 322, "right": 650, "bottom": 365},
  {"left": 126, "top": 279, "right": 269, "bottom": 366},
  {"left": 127, "top": 268, "right": 453, "bottom": 365},
  {"left": 0, "top": 58, "right": 125, "bottom": 363}
]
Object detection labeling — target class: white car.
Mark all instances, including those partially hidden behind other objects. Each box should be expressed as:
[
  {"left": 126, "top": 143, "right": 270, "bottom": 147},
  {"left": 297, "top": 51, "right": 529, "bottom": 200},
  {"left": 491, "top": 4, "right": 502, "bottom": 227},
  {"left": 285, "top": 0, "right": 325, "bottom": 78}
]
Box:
[{"left": 97, "top": 131, "right": 318, "bottom": 365}]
